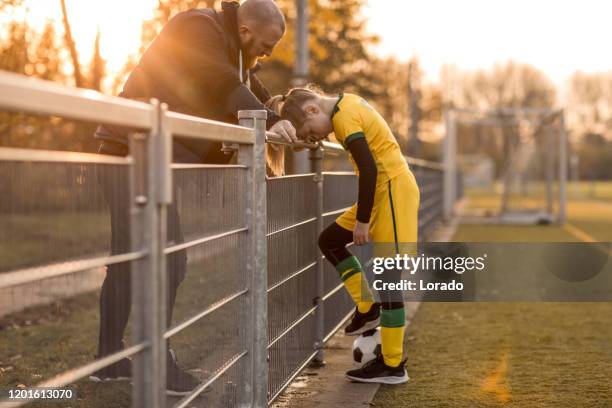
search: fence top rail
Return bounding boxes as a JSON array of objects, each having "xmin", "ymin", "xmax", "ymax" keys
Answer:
[
  {"xmin": 265, "ymin": 132, "xmax": 317, "ymax": 149},
  {"xmin": 167, "ymin": 110, "xmax": 254, "ymax": 144},
  {"xmin": 321, "ymin": 171, "xmax": 355, "ymax": 176},
  {"xmin": 320, "ymin": 140, "xmax": 345, "ymax": 153},
  {"xmin": 0, "ymin": 71, "xmax": 445, "ymax": 169},
  {"xmin": 449, "ymin": 106, "xmax": 562, "ymax": 117},
  {"xmin": 0, "ymin": 71, "xmax": 255, "ymax": 145},
  {"xmin": 405, "ymin": 156, "xmax": 444, "ymax": 171},
  {"xmin": 265, "ymin": 133, "xmax": 348, "ymax": 154},
  {"xmin": 0, "ymin": 70, "xmax": 154, "ymax": 129},
  {"xmin": 265, "ymin": 132, "xmax": 441, "ymax": 170},
  {"xmin": 0, "ymin": 146, "xmax": 131, "ymax": 165}
]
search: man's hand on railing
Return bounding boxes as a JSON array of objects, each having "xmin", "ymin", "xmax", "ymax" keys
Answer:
[{"xmin": 269, "ymin": 120, "xmax": 298, "ymax": 144}]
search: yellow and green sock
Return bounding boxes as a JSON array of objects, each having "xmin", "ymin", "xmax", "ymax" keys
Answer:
[
  {"xmin": 380, "ymin": 307, "xmax": 405, "ymax": 367},
  {"xmin": 336, "ymin": 256, "xmax": 374, "ymax": 314}
]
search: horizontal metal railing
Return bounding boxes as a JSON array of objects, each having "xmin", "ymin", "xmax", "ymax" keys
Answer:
[
  {"xmin": 0, "ymin": 146, "xmax": 132, "ymax": 165},
  {"xmin": 0, "ymin": 70, "xmax": 154, "ymax": 129},
  {"xmin": 0, "ymin": 70, "xmax": 447, "ymax": 408},
  {"xmin": 168, "ymin": 110, "xmax": 254, "ymax": 143},
  {"xmin": 0, "ymin": 252, "xmax": 145, "ymax": 289},
  {"xmin": 163, "ymin": 289, "xmax": 248, "ymax": 340}
]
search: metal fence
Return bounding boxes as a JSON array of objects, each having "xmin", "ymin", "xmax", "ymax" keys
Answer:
[{"xmin": 0, "ymin": 71, "xmax": 445, "ymax": 408}]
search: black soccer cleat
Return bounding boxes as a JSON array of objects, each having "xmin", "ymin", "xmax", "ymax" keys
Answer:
[
  {"xmin": 89, "ymin": 357, "xmax": 132, "ymax": 382},
  {"xmin": 166, "ymin": 349, "xmax": 201, "ymax": 396},
  {"xmin": 344, "ymin": 303, "xmax": 381, "ymax": 336},
  {"xmin": 346, "ymin": 355, "xmax": 409, "ymax": 384}
]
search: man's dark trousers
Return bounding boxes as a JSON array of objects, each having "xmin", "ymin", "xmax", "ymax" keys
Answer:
[{"xmin": 96, "ymin": 141, "xmax": 187, "ymax": 357}]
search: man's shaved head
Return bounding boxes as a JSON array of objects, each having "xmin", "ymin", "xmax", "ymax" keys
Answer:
[
  {"xmin": 237, "ymin": 0, "xmax": 286, "ymax": 67},
  {"xmin": 238, "ymin": 0, "xmax": 286, "ymax": 33}
]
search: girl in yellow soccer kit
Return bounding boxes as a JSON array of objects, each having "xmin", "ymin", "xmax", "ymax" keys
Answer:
[{"xmin": 271, "ymin": 88, "xmax": 420, "ymax": 384}]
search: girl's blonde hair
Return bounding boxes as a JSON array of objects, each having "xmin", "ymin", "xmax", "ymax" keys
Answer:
[
  {"xmin": 264, "ymin": 85, "xmax": 325, "ymax": 176},
  {"xmin": 268, "ymin": 85, "xmax": 324, "ymax": 136},
  {"xmin": 264, "ymin": 96, "xmax": 286, "ymax": 176}
]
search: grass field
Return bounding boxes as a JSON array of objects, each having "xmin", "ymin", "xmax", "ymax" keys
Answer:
[
  {"xmin": 1, "ymin": 181, "xmax": 610, "ymax": 407},
  {"xmin": 455, "ymin": 181, "xmax": 612, "ymax": 242},
  {"xmin": 0, "ymin": 242, "xmax": 244, "ymax": 408},
  {"xmin": 373, "ymin": 182, "xmax": 612, "ymax": 407},
  {"xmin": 0, "ymin": 212, "xmax": 110, "ymax": 272},
  {"xmin": 374, "ymin": 302, "xmax": 612, "ymax": 407}
]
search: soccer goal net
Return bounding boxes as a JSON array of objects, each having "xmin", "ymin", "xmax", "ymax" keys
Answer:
[{"xmin": 443, "ymin": 108, "xmax": 568, "ymax": 224}]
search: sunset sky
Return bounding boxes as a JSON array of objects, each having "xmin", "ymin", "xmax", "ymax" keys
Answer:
[
  {"xmin": 366, "ymin": 0, "xmax": 612, "ymax": 84},
  {"xmin": 8, "ymin": 0, "xmax": 612, "ymax": 87},
  {"xmin": 8, "ymin": 0, "xmax": 157, "ymax": 75}
]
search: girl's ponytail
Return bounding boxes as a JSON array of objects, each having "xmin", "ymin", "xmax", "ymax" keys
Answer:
[{"xmin": 265, "ymin": 95, "xmax": 287, "ymax": 177}]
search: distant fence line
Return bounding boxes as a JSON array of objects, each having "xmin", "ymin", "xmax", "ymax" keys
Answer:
[{"xmin": 0, "ymin": 71, "xmax": 446, "ymax": 407}]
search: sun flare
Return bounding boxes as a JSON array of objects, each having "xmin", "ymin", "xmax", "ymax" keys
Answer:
[{"xmin": 18, "ymin": 0, "xmax": 158, "ymax": 84}]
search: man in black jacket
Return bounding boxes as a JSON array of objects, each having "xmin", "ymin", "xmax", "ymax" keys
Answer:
[
  {"xmin": 92, "ymin": 0, "xmax": 294, "ymax": 396},
  {"xmin": 95, "ymin": 0, "xmax": 295, "ymax": 159}
]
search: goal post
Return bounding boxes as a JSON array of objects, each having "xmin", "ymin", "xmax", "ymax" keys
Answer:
[{"xmin": 443, "ymin": 107, "xmax": 568, "ymax": 225}]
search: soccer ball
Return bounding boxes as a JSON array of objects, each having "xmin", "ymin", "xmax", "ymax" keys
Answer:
[{"xmin": 352, "ymin": 328, "xmax": 382, "ymax": 367}]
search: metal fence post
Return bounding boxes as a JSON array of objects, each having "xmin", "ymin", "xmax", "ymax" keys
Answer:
[
  {"xmin": 443, "ymin": 110, "xmax": 457, "ymax": 221},
  {"xmin": 558, "ymin": 110, "xmax": 567, "ymax": 224},
  {"xmin": 237, "ymin": 110, "xmax": 268, "ymax": 407},
  {"xmin": 129, "ymin": 99, "xmax": 170, "ymax": 408},
  {"xmin": 545, "ymin": 126, "xmax": 555, "ymax": 216},
  {"xmin": 309, "ymin": 147, "xmax": 325, "ymax": 364}
]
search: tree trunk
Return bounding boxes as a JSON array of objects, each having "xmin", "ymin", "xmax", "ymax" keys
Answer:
[{"xmin": 60, "ymin": 0, "xmax": 84, "ymax": 87}]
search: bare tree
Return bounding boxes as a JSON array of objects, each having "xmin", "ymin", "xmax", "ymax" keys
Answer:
[
  {"xmin": 407, "ymin": 57, "xmax": 422, "ymax": 157},
  {"xmin": 567, "ymin": 71, "xmax": 612, "ymax": 139},
  {"xmin": 0, "ymin": 0, "xmax": 23, "ymax": 11},
  {"xmin": 60, "ymin": 0, "xmax": 84, "ymax": 87},
  {"xmin": 88, "ymin": 28, "xmax": 105, "ymax": 91}
]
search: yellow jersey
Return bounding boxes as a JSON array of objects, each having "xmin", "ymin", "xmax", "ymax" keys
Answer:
[{"xmin": 331, "ymin": 93, "xmax": 409, "ymax": 183}]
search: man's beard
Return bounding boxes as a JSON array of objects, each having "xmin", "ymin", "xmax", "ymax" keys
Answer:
[
  {"xmin": 244, "ymin": 54, "xmax": 259, "ymax": 69},
  {"xmin": 242, "ymin": 39, "xmax": 259, "ymax": 69}
]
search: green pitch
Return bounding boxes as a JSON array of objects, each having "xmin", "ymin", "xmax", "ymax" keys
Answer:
[{"xmin": 373, "ymin": 181, "xmax": 612, "ymax": 407}]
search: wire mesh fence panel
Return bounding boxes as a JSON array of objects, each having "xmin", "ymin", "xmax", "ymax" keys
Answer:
[
  {"xmin": 266, "ymin": 174, "xmax": 319, "ymax": 402},
  {"xmin": 266, "ymin": 175, "xmax": 317, "ymax": 287},
  {"xmin": 165, "ymin": 291, "xmax": 249, "ymax": 408},
  {"xmin": 321, "ymin": 151, "xmax": 353, "ymax": 173},
  {"xmin": 320, "ymin": 171, "xmax": 359, "ymax": 326},
  {"xmin": 322, "ymin": 173, "xmax": 358, "ymax": 214},
  {"xmin": 267, "ymin": 227, "xmax": 318, "ymax": 344},
  {"xmin": 322, "ymin": 288, "xmax": 354, "ymax": 340},
  {"xmin": 320, "ymin": 170, "xmax": 360, "ymax": 343},
  {"xmin": 0, "ymin": 155, "xmax": 141, "ymax": 408},
  {"xmin": 267, "ymin": 261, "xmax": 318, "ymax": 345},
  {"xmin": 412, "ymin": 166, "xmax": 445, "ymax": 240},
  {"xmin": 164, "ymin": 168, "xmax": 250, "ymax": 408},
  {"xmin": 1, "ymin": 273, "xmax": 140, "ymax": 408},
  {"xmin": 169, "ymin": 234, "xmax": 248, "ymax": 328},
  {"xmin": 267, "ymin": 219, "xmax": 317, "ymax": 286},
  {"xmin": 267, "ymin": 312, "xmax": 317, "ymax": 402},
  {"xmin": 0, "ymin": 161, "xmax": 117, "ymax": 274},
  {"xmin": 266, "ymin": 175, "xmax": 316, "ymax": 235},
  {"xmin": 173, "ymin": 167, "xmax": 247, "ymax": 243}
]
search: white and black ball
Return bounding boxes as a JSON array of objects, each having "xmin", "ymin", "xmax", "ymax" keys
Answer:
[{"xmin": 352, "ymin": 328, "xmax": 382, "ymax": 367}]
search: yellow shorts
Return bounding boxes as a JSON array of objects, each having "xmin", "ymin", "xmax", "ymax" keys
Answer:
[{"xmin": 336, "ymin": 169, "xmax": 420, "ymax": 255}]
